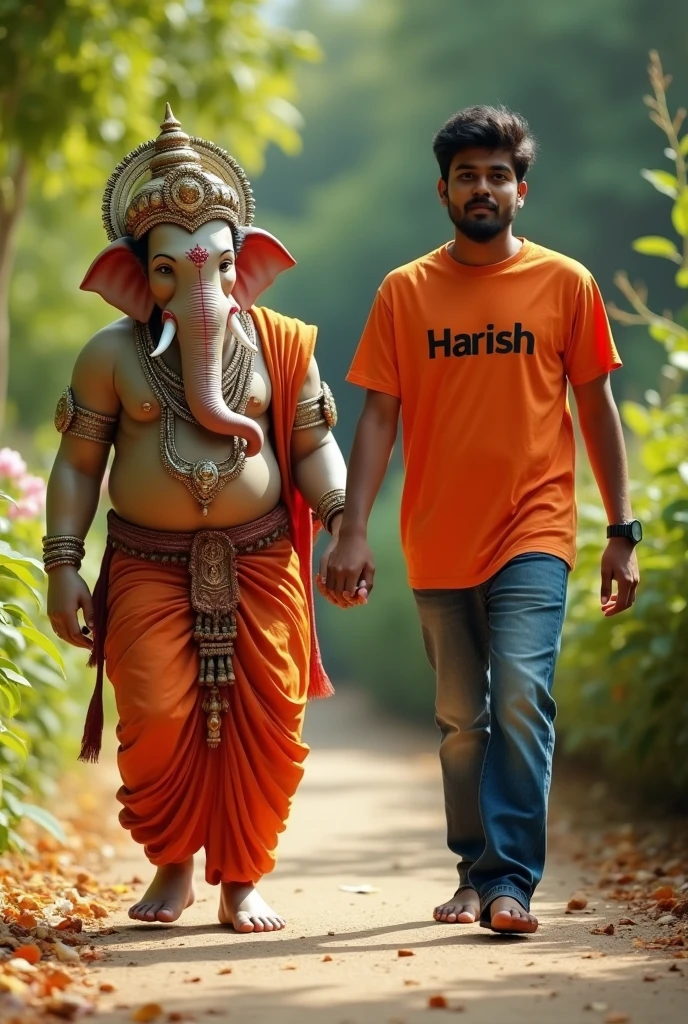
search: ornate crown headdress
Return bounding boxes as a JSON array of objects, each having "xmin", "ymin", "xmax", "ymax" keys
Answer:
[{"xmin": 102, "ymin": 104, "xmax": 255, "ymax": 241}]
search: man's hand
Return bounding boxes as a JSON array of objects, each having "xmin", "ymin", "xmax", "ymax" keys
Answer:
[
  {"xmin": 317, "ymin": 520, "xmax": 375, "ymax": 609},
  {"xmin": 600, "ymin": 538, "xmax": 639, "ymax": 617},
  {"xmin": 47, "ymin": 566, "xmax": 94, "ymax": 649}
]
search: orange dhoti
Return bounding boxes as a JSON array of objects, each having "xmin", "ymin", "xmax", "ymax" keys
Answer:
[{"xmin": 99, "ymin": 508, "xmax": 310, "ymax": 885}]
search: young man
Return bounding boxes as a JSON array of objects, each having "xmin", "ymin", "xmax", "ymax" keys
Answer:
[{"xmin": 320, "ymin": 105, "xmax": 641, "ymax": 934}]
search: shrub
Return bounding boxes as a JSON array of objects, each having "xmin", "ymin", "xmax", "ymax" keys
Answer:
[{"xmin": 557, "ymin": 52, "xmax": 688, "ymax": 805}]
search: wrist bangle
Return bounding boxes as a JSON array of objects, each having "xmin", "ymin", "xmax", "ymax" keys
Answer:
[
  {"xmin": 42, "ymin": 535, "xmax": 85, "ymax": 572},
  {"xmin": 316, "ymin": 489, "xmax": 346, "ymax": 534}
]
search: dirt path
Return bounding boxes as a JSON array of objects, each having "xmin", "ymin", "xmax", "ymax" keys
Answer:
[{"xmin": 85, "ymin": 689, "xmax": 687, "ymax": 1024}]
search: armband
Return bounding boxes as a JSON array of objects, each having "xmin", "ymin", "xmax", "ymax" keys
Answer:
[
  {"xmin": 54, "ymin": 387, "xmax": 118, "ymax": 445},
  {"xmin": 293, "ymin": 381, "xmax": 338, "ymax": 432}
]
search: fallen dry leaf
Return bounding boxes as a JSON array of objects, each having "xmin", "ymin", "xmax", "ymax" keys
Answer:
[
  {"xmin": 652, "ymin": 886, "xmax": 674, "ymax": 901},
  {"xmin": 11, "ymin": 943, "xmax": 41, "ymax": 964},
  {"xmin": 282, "ymin": 964, "xmax": 298, "ymax": 971},
  {"xmin": 404, "ymin": 979, "xmax": 420, "ymax": 986},
  {"xmin": 397, "ymin": 949, "xmax": 415, "ymax": 957},
  {"xmin": 54, "ymin": 940, "xmax": 80, "ymax": 963},
  {"xmin": 428, "ymin": 994, "xmax": 448, "ymax": 1009},
  {"xmin": 131, "ymin": 1004, "xmax": 165, "ymax": 1022},
  {"xmin": 100, "ymin": 981, "xmax": 117, "ymax": 992},
  {"xmin": 322, "ymin": 955, "xmax": 333, "ymax": 962},
  {"xmin": 44, "ymin": 994, "xmax": 95, "ymax": 1020},
  {"xmin": 642, "ymin": 974, "xmax": 657, "ymax": 982},
  {"xmin": 16, "ymin": 911, "xmax": 38, "ymax": 929},
  {"xmin": 568, "ymin": 893, "xmax": 589, "ymax": 911},
  {"xmin": 217, "ymin": 967, "xmax": 233, "ymax": 975},
  {"xmin": 604, "ymin": 1014, "xmax": 630, "ymax": 1023},
  {"xmin": 591, "ymin": 923, "xmax": 615, "ymax": 935},
  {"xmin": 618, "ymin": 918, "xmax": 636, "ymax": 926},
  {"xmin": 184, "ymin": 977, "xmax": 201, "ymax": 984}
]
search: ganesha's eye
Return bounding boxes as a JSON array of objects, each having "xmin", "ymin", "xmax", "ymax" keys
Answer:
[
  {"xmin": 155, "ymin": 265, "xmax": 173, "ymax": 276},
  {"xmin": 219, "ymin": 260, "xmax": 233, "ymax": 273}
]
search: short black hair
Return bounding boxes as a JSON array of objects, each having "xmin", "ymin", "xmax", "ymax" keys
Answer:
[{"xmin": 433, "ymin": 105, "xmax": 537, "ymax": 183}]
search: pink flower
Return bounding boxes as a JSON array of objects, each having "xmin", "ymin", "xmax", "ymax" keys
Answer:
[
  {"xmin": 7, "ymin": 496, "xmax": 41, "ymax": 521},
  {"xmin": 0, "ymin": 447, "xmax": 27, "ymax": 481},
  {"xmin": 18, "ymin": 473, "xmax": 47, "ymax": 500}
]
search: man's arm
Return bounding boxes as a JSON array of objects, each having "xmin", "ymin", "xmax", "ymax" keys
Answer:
[
  {"xmin": 46, "ymin": 327, "xmax": 121, "ymax": 648},
  {"xmin": 323, "ymin": 388, "xmax": 400, "ymax": 600},
  {"xmin": 572, "ymin": 372, "xmax": 639, "ymax": 616}
]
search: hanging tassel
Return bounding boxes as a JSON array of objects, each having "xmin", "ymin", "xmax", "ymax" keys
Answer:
[{"xmin": 79, "ymin": 542, "xmax": 115, "ymax": 763}]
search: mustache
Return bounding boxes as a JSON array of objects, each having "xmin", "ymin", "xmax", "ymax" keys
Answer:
[{"xmin": 465, "ymin": 199, "xmax": 499, "ymax": 212}]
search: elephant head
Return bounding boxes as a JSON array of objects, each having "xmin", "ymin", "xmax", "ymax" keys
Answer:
[{"xmin": 78, "ymin": 105, "xmax": 295, "ymax": 457}]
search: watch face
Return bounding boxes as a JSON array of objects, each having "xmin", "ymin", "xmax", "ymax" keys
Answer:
[{"xmin": 631, "ymin": 520, "xmax": 643, "ymax": 543}]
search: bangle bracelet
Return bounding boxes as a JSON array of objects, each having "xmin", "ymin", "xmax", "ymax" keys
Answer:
[{"xmin": 316, "ymin": 488, "xmax": 346, "ymax": 534}]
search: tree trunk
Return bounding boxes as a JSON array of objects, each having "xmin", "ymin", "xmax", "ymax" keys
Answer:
[{"xmin": 0, "ymin": 153, "xmax": 30, "ymax": 437}]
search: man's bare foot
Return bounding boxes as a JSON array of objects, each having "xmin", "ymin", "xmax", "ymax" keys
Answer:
[
  {"xmin": 433, "ymin": 886, "xmax": 480, "ymax": 924},
  {"xmin": 480, "ymin": 895, "xmax": 538, "ymax": 934},
  {"xmin": 128, "ymin": 858, "xmax": 195, "ymax": 923},
  {"xmin": 218, "ymin": 882, "xmax": 286, "ymax": 933}
]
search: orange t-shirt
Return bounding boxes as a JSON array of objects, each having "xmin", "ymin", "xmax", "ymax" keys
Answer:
[{"xmin": 347, "ymin": 239, "xmax": 622, "ymax": 589}]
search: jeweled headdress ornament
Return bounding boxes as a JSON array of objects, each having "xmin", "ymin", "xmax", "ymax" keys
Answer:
[{"xmin": 102, "ymin": 104, "xmax": 255, "ymax": 241}]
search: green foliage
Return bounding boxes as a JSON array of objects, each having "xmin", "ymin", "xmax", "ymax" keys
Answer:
[
  {"xmin": 557, "ymin": 54, "xmax": 688, "ymax": 806},
  {"xmin": 0, "ymin": 0, "xmax": 321, "ymax": 184},
  {"xmin": 0, "ymin": 458, "xmax": 80, "ymax": 852}
]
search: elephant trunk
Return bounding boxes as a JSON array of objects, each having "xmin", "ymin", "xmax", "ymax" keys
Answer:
[{"xmin": 173, "ymin": 283, "xmax": 263, "ymax": 457}]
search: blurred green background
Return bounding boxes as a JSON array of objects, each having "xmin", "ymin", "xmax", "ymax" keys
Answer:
[{"xmin": 1, "ymin": 0, "xmax": 687, "ymax": 845}]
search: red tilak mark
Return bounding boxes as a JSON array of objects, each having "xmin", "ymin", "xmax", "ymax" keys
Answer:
[{"xmin": 186, "ymin": 245, "xmax": 210, "ymax": 267}]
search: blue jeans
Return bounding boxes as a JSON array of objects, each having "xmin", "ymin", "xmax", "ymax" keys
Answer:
[{"xmin": 413, "ymin": 552, "xmax": 569, "ymax": 914}]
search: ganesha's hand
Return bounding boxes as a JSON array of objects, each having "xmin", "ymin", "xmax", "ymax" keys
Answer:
[
  {"xmin": 318, "ymin": 528, "xmax": 374, "ymax": 609},
  {"xmin": 47, "ymin": 566, "xmax": 94, "ymax": 650}
]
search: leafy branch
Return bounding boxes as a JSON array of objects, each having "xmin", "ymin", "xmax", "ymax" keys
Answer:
[{"xmin": 608, "ymin": 51, "xmax": 688, "ymax": 343}]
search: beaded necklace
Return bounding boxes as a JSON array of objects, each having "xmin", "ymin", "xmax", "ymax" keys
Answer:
[{"xmin": 134, "ymin": 313, "xmax": 256, "ymax": 514}]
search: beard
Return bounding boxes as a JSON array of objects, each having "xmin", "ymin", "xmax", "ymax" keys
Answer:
[{"xmin": 447, "ymin": 198, "xmax": 515, "ymax": 243}]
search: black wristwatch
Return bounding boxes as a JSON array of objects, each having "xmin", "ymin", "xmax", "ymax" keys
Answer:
[{"xmin": 607, "ymin": 520, "xmax": 643, "ymax": 546}]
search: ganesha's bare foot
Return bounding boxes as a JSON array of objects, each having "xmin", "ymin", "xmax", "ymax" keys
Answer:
[
  {"xmin": 481, "ymin": 896, "xmax": 538, "ymax": 934},
  {"xmin": 128, "ymin": 858, "xmax": 195, "ymax": 923},
  {"xmin": 434, "ymin": 886, "xmax": 480, "ymax": 924},
  {"xmin": 219, "ymin": 882, "xmax": 285, "ymax": 933}
]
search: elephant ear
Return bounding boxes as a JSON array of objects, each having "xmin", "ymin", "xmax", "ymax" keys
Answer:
[
  {"xmin": 80, "ymin": 237, "xmax": 155, "ymax": 323},
  {"xmin": 234, "ymin": 227, "xmax": 296, "ymax": 310}
]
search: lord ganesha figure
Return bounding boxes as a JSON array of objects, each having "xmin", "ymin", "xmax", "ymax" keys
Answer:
[{"xmin": 44, "ymin": 106, "xmax": 350, "ymax": 932}]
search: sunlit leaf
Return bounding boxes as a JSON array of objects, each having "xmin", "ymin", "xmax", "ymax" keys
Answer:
[
  {"xmin": 0, "ymin": 723, "xmax": 28, "ymax": 760},
  {"xmin": 0, "ymin": 564, "xmax": 42, "ymax": 606},
  {"xmin": 0, "ymin": 678, "xmax": 22, "ymax": 716},
  {"xmin": 672, "ymin": 189, "xmax": 688, "ymax": 237},
  {"xmin": 17, "ymin": 627, "xmax": 65, "ymax": 674},
  {"xmin": 676, "ymin": 266, "xmax": 688, "ymax": 288},
  {"xmin": 668, "ymin": 350, "xmax": 688, "ymax": 371},
  {"xmin": 632, "ymin": 235, "xmax": 680, "ymax": 260},
  {"xmin": 19, "ymin": 803, "xmax": 67, "ymax": 843},
  {"xmin": 621, "ymin": 400, "xmax": 651, "ymax": 436},
  {"xmin": 641, "ymin": 168, "xmax": 679, "ymax": 198}
]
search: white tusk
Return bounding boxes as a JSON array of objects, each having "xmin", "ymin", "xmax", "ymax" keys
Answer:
[
  {"xmin": 150, "ymin": 317, "xmax": 177, "ymax": 357},
  {"xmin": 229, "ymin": 311, "xmax": 258, "ymax": 353}
]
